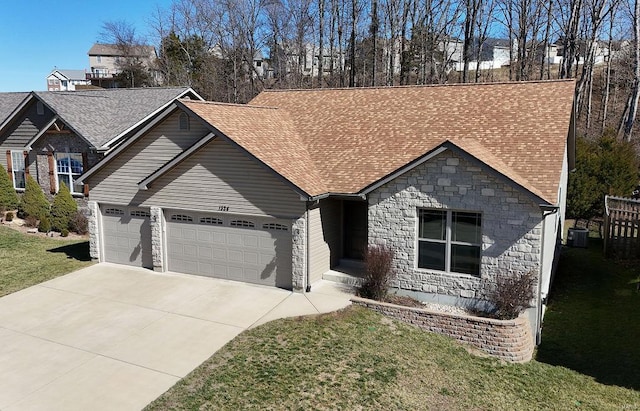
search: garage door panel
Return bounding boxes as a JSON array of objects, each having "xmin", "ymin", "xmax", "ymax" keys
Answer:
[
  {"xmin": 102, "ymin": 206, "xmax": 153, "ymax": 269},
  {"xmin": 166, "ymin": 211, "xmax": 292, "ymax": 288}
]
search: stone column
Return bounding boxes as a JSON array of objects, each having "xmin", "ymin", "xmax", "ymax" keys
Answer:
[
  {"xmin": 291, "ymin": 216, "xmax": 307, "ymax": 292},
  {"xmin": 150, "ymin": 206, "xmax": 164, "ymax": 272},
  {"xmin": 87, "ymin": 201, "xmax": 100, "ymax": 262}
]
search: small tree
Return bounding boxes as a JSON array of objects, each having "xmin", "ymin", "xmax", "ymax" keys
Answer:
[
  {"xmin": 488, "ymin": 271, "xmax": 536, "ymax": 320},
  {"xmin": 19, "ymin": 175, "xmax": 49, "ymax": 219},
  {"xmin": 38, "ymin": 214, "xmax": 51, "ymax": 233},
  {"xmin": 50, "ymin": 182, "xmax": 77, "ymax": 232},
  {"xmin": 0, "ymin": 164, "xmax": 19, "ymax": 211}
]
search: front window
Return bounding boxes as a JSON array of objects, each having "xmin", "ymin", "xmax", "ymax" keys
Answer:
[
  {"xmin": 11, "ymin": 151, "xmax": 25, "ymax": 189},
  {"xmin": 55, "ymin": 152, "xmax": 83, "ymax": 193},
  {"xmin": 418, "ymin": 209, "xmax": 481, "ymax": 276}
]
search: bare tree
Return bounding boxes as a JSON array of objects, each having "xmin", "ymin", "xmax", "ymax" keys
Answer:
[{"xmin": 619, "ymin": 0, "xmax": 640, "ymax": 141}]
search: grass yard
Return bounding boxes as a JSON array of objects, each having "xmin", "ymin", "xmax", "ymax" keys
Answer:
[
  {"xmin": 0, "ymin": 225, "xmax": 93, "ymax": 297},
  {"xmin": 537, "ymin": 237, "xmax": 640, "ymax": 390},
  {"xmin": 147, "ymin": 240, "xmax": 640, "ymax": 411}
]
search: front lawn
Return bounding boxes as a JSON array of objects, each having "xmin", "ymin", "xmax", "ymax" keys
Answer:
[
  {"xmin": 147, "ymin": 307, "xmax": 640, "ymax": 410},
  {"xmin": 0, "ymin": 225, "xmax": 93, "ymax": 297}
]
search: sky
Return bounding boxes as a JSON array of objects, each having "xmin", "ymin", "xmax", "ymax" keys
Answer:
[{"xmin": 0, "ymin": 0, "xmax": 172, "ymax": 92}]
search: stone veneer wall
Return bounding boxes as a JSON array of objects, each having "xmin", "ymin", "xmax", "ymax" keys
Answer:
[
  {"xmin": 87, "ymin": 200, "xmax": 100, "ymax": 261},
  {"xmin": 368, "ymin": 150, "xmax": 544, "ymax": 300},
  {"xmin": 352, "ymin": 296, "xmax": 534, "ymax": 362},
  {"xmin": 291, "ymin": 216, "xmax": 307, "ymax": 291},
  {"xmin": 150, "ymin": 207, "xmax": 164, "ymax": 272}
]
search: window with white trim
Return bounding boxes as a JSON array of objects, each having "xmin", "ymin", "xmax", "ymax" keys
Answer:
[
  {"xmin": 171, "ymin": 214, "xmax": 193, "ymax": 222},
  {"xmin": 55, "ymin": 152, "xmax": 83, "ymax": 194},
  {"xmin": 11, "ymin": 151, "xmax": 25, "ymax": 189},
  {"xmin": 200, "ymin": 217, "xmax": 223, "ymax": 225},
  {"xmin": 263, "ymin": 223, "xmax": 288, "ymax": 231},
  {"xmin": 179, "ymin": 113, "xmax": 190, "ymax": 130},
  {"xmin": 417, "ymin": 209, "xmax": 481, "ymax": 276},
  {"xmin": 230, "ymin": 220, "xmax": 254, "ymax": 228}
]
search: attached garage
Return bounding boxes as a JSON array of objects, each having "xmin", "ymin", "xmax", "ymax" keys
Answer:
[
  {"xmin": 165, "ymin": 210, "xmax": 293, "ymax": 289},
  {"xmin": 100, "ymin": 205, "xmax": 153, "ymax": 268}
]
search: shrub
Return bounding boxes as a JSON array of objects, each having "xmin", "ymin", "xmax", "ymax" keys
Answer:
[
  {"xmin": 488, "ymin": 271, "xmax": 536, "ymax": 320},
  {"xmin": 38, "ymin": 215, "xmax": 51, "ymax": 233},
  {"xmin": 50, "ymin": 182, "xmax": 77, "ymax": 231},
  {"xmin": 0, "ymin": 164, "xmax": 19, "ymax": 210},
  {"xmin": 4, "ymin": 211, "xmax": 13, "ymax": 221},
  {"xmin": 60, "ymin": 228, "xmax": 69, "ymax": 237},
  {"xmin": 24, "ymin": 215, "xmax": 38, "ymax": 228},
  {"xmin": 19, "ymin": 175, "xmax": 50, "ymax": 220},
  {"xmin": 358, "ymin": 245, "xmax": 395, "ymax": 301},
  {"xmin": 69, "ymin": 211, "xmax": 89, "ymax": 235}
]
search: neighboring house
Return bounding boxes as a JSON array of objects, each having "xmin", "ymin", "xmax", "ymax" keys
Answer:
[
  {"xmin": 79, "ymin": 80, "xmax": 575, "ymax": 345},
  {"xmin": 87, "ymin": 43, "xmax": 161, "ymax": 87},
  {"xmin": 0, "ymin": 87, "xmax": 201, "ymax": 203},
  {"xmin": 46, "ymin": 69, "xmax": 91, "ymax": 91}
]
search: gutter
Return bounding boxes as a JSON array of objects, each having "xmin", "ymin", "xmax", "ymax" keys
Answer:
[
  {"xmin": 305, "ymin": 207, "xmax": 311, "ymax": 292},
  {"xmin": 535, "ymin": 203, "xmax": 559, "ymax": 345}
]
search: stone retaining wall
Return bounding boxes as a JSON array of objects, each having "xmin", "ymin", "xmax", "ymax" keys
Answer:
[{"xmin": 352, "ymin": 296, "xmax": 534, "ymax": 362}]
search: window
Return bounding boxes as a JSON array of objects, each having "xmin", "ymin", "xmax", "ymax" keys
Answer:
[
  {"xmin": 55, "ymin": 152, "xmax": 83, "ymax": 194},
  {"xmin": 171, "ymin": 214, "xmax": 193, "ymax": 222},
  {"xmin": 230, "ymin": 220, "xmax": 254, "ymax": 228},
  {"xmin": 200, "ymin": 217, "xmax": 223, "ymax": 225},
  {"xmin": 130, "ymin": 210, "xmax": 150, "ymax": 217},
  {"xmin": 96, "ymin": 55, "xmax": 102, "ymax": 63},
  {"xmin": 417, "ymin": 209, "xmax": 481, "ymax": 276},
  {"xmin": 263, "ymin": 223, "xmax": 288, "ymax": 231},
  {"xmin": 105, "ymin": 208, "xmax": 124, "ymax": 216},
  {"xmin": 179, "ymin": 113, "xmax": 190, "ymax": 131},
  {"xmin": 36, "ymin": 101, "xmax": 44, "ymax": 115},
  {"xmin": 11, "ymin": 151, "xmax": 25, "ymax": 189}
]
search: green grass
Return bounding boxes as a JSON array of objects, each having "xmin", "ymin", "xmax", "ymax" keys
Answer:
[
  {"xmin": 0, "ymin": 225, "xmax": 93, "ymax": 297},
  {"xmin": 147, "ymin": 243, "xmax": 640, "ymax": 411},
  {"xmin": 537, "ymin": 238, "xmax": 640, "ymax": 390}
]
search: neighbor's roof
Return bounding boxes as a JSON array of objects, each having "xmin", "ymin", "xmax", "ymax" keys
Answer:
[
  {"xmin": 246, "ymin": 80, "xmax": 575, "ymax": 204},
  {"xmin": 48, "ymin": 69, "xmax": 87, "ymax": 81},
  {"xmin": 0, "ymin": 92, "xmax": 29, "ymax": 125},
  {"xmin": 33, "ymin": 87, "xmax": 197, "ymax": 148},
  {"xmin": 88, "ymin": 43, "xmax": 156, "ymax": 57}
]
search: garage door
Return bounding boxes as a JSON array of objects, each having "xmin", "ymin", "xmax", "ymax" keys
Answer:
[
  {"xmin": 101, "ymin": 205, "xmax": 153, "ymax": 268},
  {"xmin": 165, "ymin": 211, "xmax": 292, "ymax": 289}
]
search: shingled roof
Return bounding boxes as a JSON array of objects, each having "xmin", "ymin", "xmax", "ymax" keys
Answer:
[
  {"xmin": 33, "ymin": 87, "xmax": 197, "ymax": 148},
  {"xmin": 249, "ymin": 80, "xmax": 575, "ymax": 204},
  {"xmin": 0, "ymin": 92, "xmax": 28, "ymax": 126}
]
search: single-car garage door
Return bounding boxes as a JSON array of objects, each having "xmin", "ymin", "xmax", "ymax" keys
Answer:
[
  {"xmin": 165, "ymin": 210, "xmax": 292, "ymax": 289},
  {"xmin": 101, "ymin": 205, "xmax": 153, "ymax": 268}
]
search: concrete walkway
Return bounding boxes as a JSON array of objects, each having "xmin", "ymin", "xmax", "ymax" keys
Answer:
[{"xmin": 0, "ymin": 263, "xmax": 353, "ymax": 410}]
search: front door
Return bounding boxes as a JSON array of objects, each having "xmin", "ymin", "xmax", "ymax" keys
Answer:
[{"xmin": 343, "ymin": 201, "xmax": 368, "ymax": 259}]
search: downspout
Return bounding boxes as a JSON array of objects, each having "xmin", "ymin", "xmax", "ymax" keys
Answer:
[
  {"xmin": 305, "ymin": 206, "xmax": 311, "ymax": 292},
  {"xmin": 536, "ymin": 204, "xmax": 560, "ymax": 345}
]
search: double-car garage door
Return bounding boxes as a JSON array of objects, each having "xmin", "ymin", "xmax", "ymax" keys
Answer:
[{"xmin": 100, "ymin": 205, "xmax": 292, "ymax": 289}]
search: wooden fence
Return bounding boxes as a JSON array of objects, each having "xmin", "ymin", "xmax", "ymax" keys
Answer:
[{"xmin": 604, "ymin": 196, "xmax": 640, "ymax": 259}]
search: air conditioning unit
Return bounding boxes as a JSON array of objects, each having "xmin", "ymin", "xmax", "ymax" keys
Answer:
[{"xmin": 567, "ymin": 227, "xmax": 589, "ymax": 248}]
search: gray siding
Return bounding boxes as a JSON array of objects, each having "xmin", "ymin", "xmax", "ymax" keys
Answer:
[
  {"xmin": 88, "ymin": 112, "xmax": 208, "ymax": 204},
  {"xmin": 0, "ymin": 102, "xmax": 54, "ymax": 148},
  {"xmin": 139, "ymin": 138, "xmax": 305, "ymax": 218},
  {"xmin": 308, "ymin": 198, "xmax": 342, "ymax": 283}
]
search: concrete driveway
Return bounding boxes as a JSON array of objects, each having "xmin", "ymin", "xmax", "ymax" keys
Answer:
[{"xmin": 0, "ymin": 263, "xmax": 353, "ymax": 410}]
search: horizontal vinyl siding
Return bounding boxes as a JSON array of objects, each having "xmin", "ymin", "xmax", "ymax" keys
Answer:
[
  {"xmin": 1, "ymin": 103, "xmax": 54, "ymax": 148},
  {"xmin": 308, "ymin": 206, "xmax": 329, "ymax": 284},
  {"xmin": 89, "ymin": 112, "xmax": 208, "ymax": 204},
  {"xmin": 308, "ymin": 199, "xmax": 342, "ymax": 284},
  {"xmin": 140, "ymin": 138, "xmax": 305, "ymax": 218}
]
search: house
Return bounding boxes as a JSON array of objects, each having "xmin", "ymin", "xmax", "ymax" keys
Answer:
[
  {"xmin": 0, "ymin": 87, "xmax": 201, "ymax": 202},
  {"xmin": 87, "ymin": 43, "xmax": 161, "ymax": 87},
  {"xmin": 79, "ymin": 80, "xmax": 575, "ymax": 344},
  {"xmin": 46, "ymin": 69, "xmax": 91, "ymax": 91}
]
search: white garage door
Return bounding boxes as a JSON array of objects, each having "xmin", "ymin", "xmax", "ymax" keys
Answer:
[
  {"xmin": 101, "ymin": 205, "xmax": 153, "ymax": 269},
  {"xmin": 165, "ymin": 211, "xmax": 292, "ymax": 289}
]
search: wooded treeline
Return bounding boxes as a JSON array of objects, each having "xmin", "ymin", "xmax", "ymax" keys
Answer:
[{"xmin": 109, "ymin": 0, "xmax": 640, "ymax": 141}]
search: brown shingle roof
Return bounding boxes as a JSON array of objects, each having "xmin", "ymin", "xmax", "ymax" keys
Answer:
[
  {"xmin": 250, "ymin": 80, "xmax": 575, "ymax": 203},
  {"xmin": 184, "ymin": 81, "xmax": 575, "ymax": 203},
  {"xmin": 180, "ymin": 101, "xmax": 327, "ymax": 196}
]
